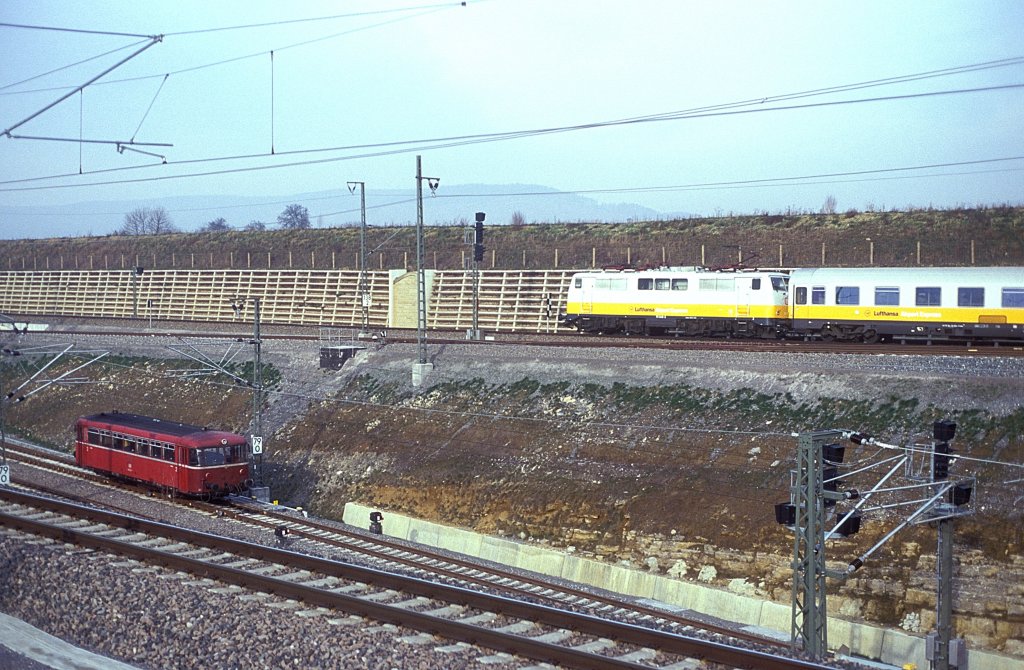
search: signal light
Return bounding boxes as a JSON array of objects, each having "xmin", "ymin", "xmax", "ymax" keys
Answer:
[
  {"xmin": 834, "ymin": 513, "xmax": 862, "ymax": 537},
  {"xmin": 933, "ymin": 442, "xmax": 950, "ymax": 480},
  {"xmin": 775, "ymin": 502, "xmax": 796, "ymax": 525},
  {"xmin": 949, "ymin": 483, "xmax": 972, "ymax": 506}
]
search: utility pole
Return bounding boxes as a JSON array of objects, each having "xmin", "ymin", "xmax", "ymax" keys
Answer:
[
  {"xmin": 131, "ymin": 266, "xmax": 144, "ymax": 318},
  {"xmin": 412, "ymin": 155, "xmax": 438, "ymax": 386},
  {"xmin": 789, "ymin": 429, "xmax": 841, "ymax": 658},
  {"xmin": 471, "ymin": 211, "xmax": 485, "ymax": 340},
  {"xmin": 347, "ymin": 181, "xmax": 369, "ymax": 337},
  {"xmin": 249, "ymin": 298, "xmax": 266, "ymax": 498}
]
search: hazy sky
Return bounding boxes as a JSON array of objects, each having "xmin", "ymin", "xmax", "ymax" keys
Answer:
[{"xmin": 1, "ymin": 0, "xmax": 1022, "ymax": 226}]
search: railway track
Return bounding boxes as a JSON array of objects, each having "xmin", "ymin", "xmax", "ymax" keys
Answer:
[
  {"xmin": 0, "ymin": 487, "xmax": 845, "ymax": 670},
  {"xmin": 10, "ymin": 320, "xmax": 1024, "ymax": 357},
  {"xmin": 5, "ymin": 440, "xmax": 785, "ymax": 650}
]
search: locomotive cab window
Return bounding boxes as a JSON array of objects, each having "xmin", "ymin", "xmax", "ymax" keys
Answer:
[
  {"xmin": 1003, "ymin": 288, "xmax": 1024, "ymax": 308},
  {"xmin": 751, "ymin": 278, "xmax": 761, "ymax": 290},
  {"xmin": 772, "ymin": 277, "xmax": 787, "ymax": 292},
  {"xmin": 672, "ymin": 278, "xmax": 688, "ymax": 291},
  {"xmin": 958, "ymin": 288, "xmax": 984, "ymax": 307},
  {"xmin": 874, "ymin": 287, "xmax": 900, "ymax": 306},
  {"xmin": 916, "ymin": 287, "xmax": 941, "ymax": 306},
  {"xmin": 574, "ymin": 277, "xmax": 582, "ymax": 288},
  {"xmin": 836, "ymin": 287, "xmax": 860, "ymax": 305}
]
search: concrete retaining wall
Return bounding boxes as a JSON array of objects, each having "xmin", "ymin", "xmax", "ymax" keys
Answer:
[{"xmin": 343, "ymin": 502, "xmax": 1021, "ymax": 670}]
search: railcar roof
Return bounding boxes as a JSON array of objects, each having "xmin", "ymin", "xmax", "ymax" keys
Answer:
[
  {"xmin": 789, "ymin": 267, "xmax": 1024, "ymax": 284},
  {"xmin": 78, "ymin": 412, "xmax": 221, "ymax": 438}
]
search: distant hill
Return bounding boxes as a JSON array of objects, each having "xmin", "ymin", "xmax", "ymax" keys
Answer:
[{"xmin": 0, "ymin": 184, "xmax": 664, "ymax": 240}]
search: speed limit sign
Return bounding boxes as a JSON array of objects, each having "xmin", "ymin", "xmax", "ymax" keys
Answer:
[
  {"xmin": 0, "ymin": 464, "xmax": 10, "ymax": 486},
  {"xmin": 251, "ymin": 436, "xmax": 263, "ymax": 455}
]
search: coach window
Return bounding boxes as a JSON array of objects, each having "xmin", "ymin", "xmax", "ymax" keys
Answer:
[
  {"xmin": 811, "ymin": 287, "xmax": 825, "ymax": 305},
  {"xmin": 655, "ymin": 278, "xmax": 670, "ymax": 290},
  {"xmin": 87, "ymin": 429, "xmax": 101, "ymax": 445},
  {"xmin": 672, "ymin": 278, "xmax": 688, "ymax": 290},
  {"xmin": 958, "ymin": 288, "xmax": 984, "ymax": 307},
  {"xmin": 138, "ymin": 440, "xmax": 150, "ymax": 458},
  {"xmin": 836, "ymin": 287, "xmax": 860, "ymax": 305},
  {"xmin": 875, "ymin": 287, "xmax": 900, "ymax": 306},
  {"xmin": 99, "ymin": 430, "xmax": 112, "ymax": 448},
  {"xmin": 795, "ymin": 287, "xmax": 807, "ymax": 305},
  {"xmin": 916, "ymin": 287, "xmax": 941, "ymax": 306},
  {"xmin": 1003, "ymin": 288, "xmax": 1024, "ymax": 307},
  {"xmin": 637, "ymin": 278, "xmax": 653, "ymax": 290},
  {"xmin": 163, "ymin": 444, "xmax": 176, "ymax": 462}
]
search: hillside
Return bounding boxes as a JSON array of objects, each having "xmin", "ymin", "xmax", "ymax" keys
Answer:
[
  {"xmin": 2, "ymin": 327, "xmax": 1023, "ymax": 655},
  {"xmin": 1, "ymin": 206, "xmax": 1023, "ymax": 272}
]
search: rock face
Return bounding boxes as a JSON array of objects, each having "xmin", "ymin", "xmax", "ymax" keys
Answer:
[{"xmin": 5, "ymin": 329, "xmax": 1024, "ymax": 654}]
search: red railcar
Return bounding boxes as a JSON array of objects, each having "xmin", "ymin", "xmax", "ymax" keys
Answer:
[{"xmin": 75, "ymin": 412, "xmax": 250, "ymax": 497}]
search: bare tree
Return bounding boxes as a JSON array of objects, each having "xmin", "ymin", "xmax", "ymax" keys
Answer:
[
  {"xmin": 510, "ymin": 210, "xmax": 526, "ymax": 226},
  {"xmin": 820, "ymin": 195, "xmax": 838, "ymax": 215},
  {"xmin": 118, "ymin": 207, "xmax": 178, "ymax": 235},
  {"xmin": 245, "ymin": 220, "xmax": 267, "ymax": 231},
  {"xmin": 202, "ymin": 217, "xmax": 230, "ymax": 232},
  {"xmin": 277, "ymin": 204, "xmax": 310, "ymax": 229}
]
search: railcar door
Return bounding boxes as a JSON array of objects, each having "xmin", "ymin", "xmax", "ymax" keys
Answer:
[
  {"xmin": 736, "ymin": 277, "xmax": 755, "ymax": 317},
  {"xmin": 580, "ymin": 276, "xmax": 593, "ymax": 314}
]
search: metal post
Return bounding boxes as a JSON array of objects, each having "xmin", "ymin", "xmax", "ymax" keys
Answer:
[
  {"xmin": 416, "ymin": 156, "xmax": 427, "ymax": 365},
  {"xmin": 131, "ymin": 269, "xmax": 139, "ymax": 318},
  {"xmin": 934, "ymin": 517, "xmax": 953, "ymax": 670},
  {"xmin": 251, "ymin": 298, "xmax": 263, "ymax": 488},
  {"xmin": 348, "ymin": 181, "xmax": 369, "ymax": 336},
  {"xmin": 790, "ymin": 430, "xmax": 840, "ymax": 659}
]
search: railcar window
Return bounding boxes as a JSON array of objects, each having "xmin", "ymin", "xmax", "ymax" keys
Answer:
[
  {"xmin": 836, "ymin": 287, "xmax": 860, "ymax": 305},
  {"xmin": 164, "ymin": 445, "xmax": 176, "ymax": 462},
  {"xmin": 874, "ymin": 287, "xmax": 900, "ymax": 306},
  {"xmin": 811, "ymin": 287, "xmax": 825, "ymax": 305},
  {"xmin": 915, "ymin": 287, "xmax": 941, "ymax": 306},
  {"xmin": 1003, "ymin": 288, "xmax": 1024, "ymax": 308},
  {"xmin": 772, "ymin": 277, "xmax": 787, "ymax": 292},
  {"xmin": 672, "ymin": 278, "xmax": 688, "ymax": 290},
  {"xmin": 795, "ymin": 287, "xmax": 807, "ymax": 305},
  {"xmin": 958, "ymin": 288, "xmax": 984, "ymax": 307},
  {"xmin": 655, "ymin": 278, "xmax": 670, "ymax": 290},
  {"xmin": 595, "ymin": 278, "xmax": 627, "ymax": 291},
  {"xmin": 100, "ymin": 430, "xmax": 112, "ymax": 448},
  {"xmin": 637, "ymin": 278, "xmax": 653, "ymax": 290},
  {"xmin": 87, "ymin": 428, "xmax": 101, "ymax": 445},
  {"xmin": 191, "ymin": 445, "xmax": 243, "ymax": 467},
  {"xmin": 699, "ymin": 278, "xmax": 735, "ymax": 291}
]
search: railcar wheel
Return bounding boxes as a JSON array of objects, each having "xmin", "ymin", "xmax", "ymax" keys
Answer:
[{"xmin": 862, "ymin": 330, "xmax": 880, "ymax": 344}]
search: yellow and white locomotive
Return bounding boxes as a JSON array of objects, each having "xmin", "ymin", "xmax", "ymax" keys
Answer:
[{"xmin": 562, "ymin": 267, "xmax": 790, "ymax": 337}]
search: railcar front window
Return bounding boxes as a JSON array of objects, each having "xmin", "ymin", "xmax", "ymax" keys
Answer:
[
  {"xmin": 836, "ymin": 287, "xmax": 860, "ymax": 305},
  {"xmin": 875, "ymin": 287, "xmax": 900, "ymax": 306},
  {"xmin": 1003, "ymin": 288, "xmax": 1024, "ymax": 308},
  {"xmin": 916, "ymin": 287, "xmax": 941, "ymax": 306},
  {"xmin": 192, "ymin": 445, "xmax": 244, "ymax": 467},
  {"xmin": 958, "ymin": 288, "xmax": 984, "ymax": 307}
]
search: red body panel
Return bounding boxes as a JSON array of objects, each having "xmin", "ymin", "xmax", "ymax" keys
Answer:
[{"xmin": 74, "ymin": 413, "xmax": 249, "ymax": 497}]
